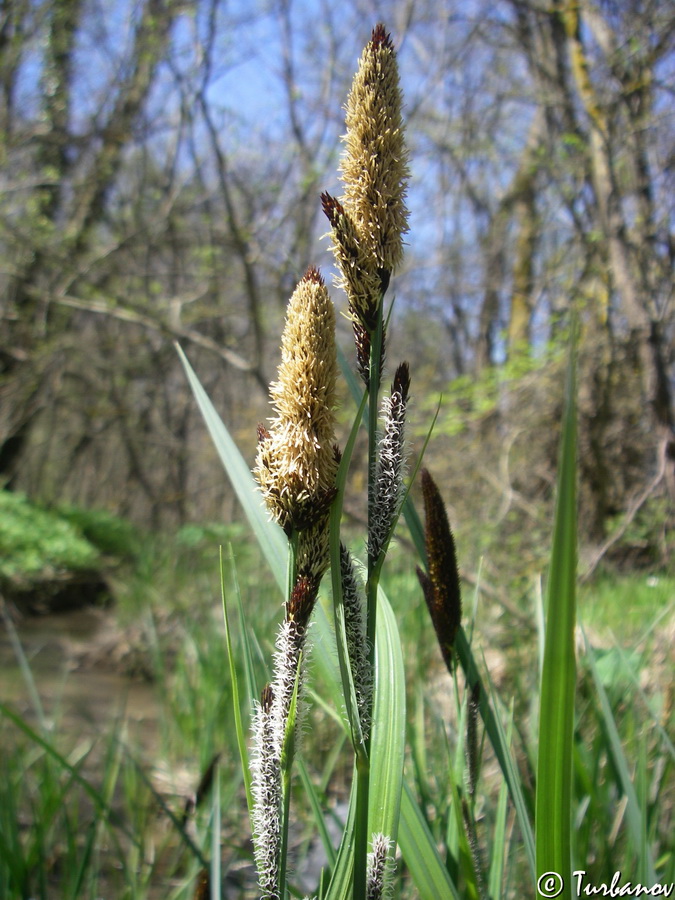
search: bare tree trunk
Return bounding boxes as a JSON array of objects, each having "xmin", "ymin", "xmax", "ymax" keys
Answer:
[
  {"xmin": 476, "ymin": 109, "xmax": 546, "ymax": 368},
  {"xmin": 558, "ymin": 0, "xmax": 675, "ymax": 496}
]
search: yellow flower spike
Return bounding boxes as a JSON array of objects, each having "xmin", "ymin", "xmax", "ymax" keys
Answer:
[
  {"xmin": 340, "ymin": 24, "xmax": 410, "ymax": 280},
  {"xmin": 255, "ymin": 267, "xmax": 338, "ymax": 534}
]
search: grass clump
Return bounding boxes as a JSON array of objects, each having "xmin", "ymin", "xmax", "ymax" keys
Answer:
[{"xmin": 0, "ymin": 490, "xmax": 99, "ymax": 584}]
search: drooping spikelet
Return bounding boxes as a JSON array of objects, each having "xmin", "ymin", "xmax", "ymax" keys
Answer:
[
  {"xmin": 340, "ymin": 24, "xmax": 409, "ymax": 278},
  {"xmin": 255, "ymin": 268, "xmax": 338, "ymax": 534},
  {"xmin": 368, "ymin": 362, "xmax": 410, "ymax": 563},
  {"xmin": 416, "ymin": 468, "xmax": 462, "ymax": 673}
]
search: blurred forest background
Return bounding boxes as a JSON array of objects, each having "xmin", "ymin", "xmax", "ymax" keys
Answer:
[{"xmin": 1, "ymin": 0, "xmax": 673, "ymax": 581}]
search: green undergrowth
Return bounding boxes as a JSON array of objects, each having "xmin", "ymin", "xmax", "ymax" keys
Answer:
[
  {"xmin": 0, "ymin": 491, "xmax": 101, "ymax": 583},
  {"xmin": 1, "ymin": 504, "xmax": 673, "ymax": 897}
]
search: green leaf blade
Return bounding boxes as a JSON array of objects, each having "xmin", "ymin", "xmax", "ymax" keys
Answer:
[{"xmin": 535, "ymin": 336, "xmax": 578, "ymax": 896}]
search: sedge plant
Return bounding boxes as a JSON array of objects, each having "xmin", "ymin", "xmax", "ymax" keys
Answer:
[
  {"xmin": 0, "ymin": 20, "xmax": 670, "ymax": 900},
  {"xmin": 179, "ymin": 21, "xmax": 670, "ymax": 900}
]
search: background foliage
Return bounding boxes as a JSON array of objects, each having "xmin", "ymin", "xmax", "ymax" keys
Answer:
[{"xmin": 1, "ymin": 0, "xmax": 673, "ymax": 559}]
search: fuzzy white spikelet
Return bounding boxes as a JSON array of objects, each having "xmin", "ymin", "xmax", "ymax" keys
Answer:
[
  {"xmin": 270, "ymin": 618, "xmax": 308, "ymax": 760},
  {"xmin": 250, "ymin": 593, "xmax": 312, "ymax": 900},
  {"xmin": 366, "ymin": 833, "xmax": 394, "ymax": 900},
  {"xmin": 250, "ymin": 685, "xmax": 282, "ymax": 900}
]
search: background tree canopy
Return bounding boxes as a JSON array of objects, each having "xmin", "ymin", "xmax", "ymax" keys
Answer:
[{"xmin": 1, "ymin": 0, "xmax": 673, "ymax": 561}]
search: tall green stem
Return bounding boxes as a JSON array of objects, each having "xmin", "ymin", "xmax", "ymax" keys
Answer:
[
  {"xmin": 354, "ymin": 303, "xmax": 385, "ymax": 900},
  {"xmin": 366, "ymin": 306, "xmax": 385, "ymax": 660},
  {"xmin": 279, "ymin": 767, "xmax": 292, "ymax": 900}
]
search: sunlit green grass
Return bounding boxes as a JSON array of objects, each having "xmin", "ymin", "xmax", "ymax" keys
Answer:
[
  {"xmin": 1, "ymin": 503, "xmax": 673, "ymax": 898},
  {"xmin": 579, "ymin": 571, "xmax": 674, "ymax": 641}
]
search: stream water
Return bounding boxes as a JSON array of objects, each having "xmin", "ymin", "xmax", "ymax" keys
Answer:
[{"xmin": 0, "ymin": 607, "xmax": 159, "ymax": 752}]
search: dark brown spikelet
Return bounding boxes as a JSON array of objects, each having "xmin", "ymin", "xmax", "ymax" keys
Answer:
[
  {"xmin": 353, "ymin": 317, "xmax": 370, "ymax": 385},
  {"xmin": 370, "ymin": 23, "xmax": 393, "ymax": 52},
  {"xmin": 353, "ymin": 316, "xmax": 387, "ymax": 388},
  {"xmin": 192, "ymin": 869, "xmax": 210, "ymax": 900},
  {"xmin": 260, "ymin": 682, "xmax": 274, "ymax": 713},
  {"xmin": 303, "ymin": 265, "xmax": 324, "ymax": 286},
  {"xmin": 321, "ymin": 190, "xmax": 381, "ymax": 331},
  {"xmin": 416, "ymin": 468, "xmax": 462, "ymax": 673},
  {"xmin": 321, "ymin": 191, "xmax": 342, "ymax": 228},
  {"xmin": 352, "ymin": 319, "xmax": 387, "ymax": 388},
  {"xmin": 286, "ymin": 573, "xmax": 318, "ymax": 629},
  {"xmin": 393, "ymin": 360, "xmax": 410, "ymax": 402}
]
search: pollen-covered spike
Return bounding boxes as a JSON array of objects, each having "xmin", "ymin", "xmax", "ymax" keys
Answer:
[
  {"xmin": 269, "ymin": 616, "xmax": 310, "ymax": 770},
  {"xmin": 296, "ymin": 514, "xmax": 331, "ymax": 583},
  {"xmin": 340, "ymin": 24, "xmax": 409, "ymax": 275},
  {"xmin": 254, "ymin": 272, "xmax": 339, "ymax": 534},
  {"xmin": 417, "ymin": 468, "xmax": 462, "ymax": 673}
]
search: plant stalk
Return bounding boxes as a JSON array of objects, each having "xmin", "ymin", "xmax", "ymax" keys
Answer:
[
  {"xmin": 353, "ymin": 302, "xmax": 385, "ymax": 900},
  {"xmin": 366, "ymin": 305, "xmax": 385, "ymax": 661}
]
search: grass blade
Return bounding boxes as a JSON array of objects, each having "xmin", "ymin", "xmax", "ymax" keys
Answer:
[
  {"xmin": 458, "ymin": 630, "xmax": 536, "ymax": 877},
  {"xmin": 210, "ymin": 767, "xmax": 221, "ymax": 900},
  {"xmin": 368, "ymin": 587, "xmax": 406, "ymax": 842},
  {"xmin": 324, "ymin": 776, "xmax": 357, "ymax": 900},
  {"xmin": 398, "ymin": 781, "xmax": 462, "ymax": 900},
  {"xmin": 177, "ymin": 344, "xmax": 287, "ymax": 589},
  {"xmin": 535, "ymin": 335, "xmax": 577, "ymax": 895},
  {"xmin": 298, "ymin": 759, "xmax": 337, "ymax": 870},
  {"xmin": 581, "ymin": 629, "xmax": 658, "ymax": 883},
  {"xmin": 219, "ymin": 548, "xmax": 253, "ymax": 814},
  {"xmin": 0, "ymin": 701, "xmax": 141, "ymax": 852},
  {"xmin": 488, "ymin": 700, "xmax": 514, "ymax": 900}
]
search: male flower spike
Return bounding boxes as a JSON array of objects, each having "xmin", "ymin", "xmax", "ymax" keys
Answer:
[
  {"xmin": 323, "ymin": 24, "xmax": 410, "ymax": 331},
  {"xmin": 255, "ymin": 267, "xmax": 338, "ymax": 538}
]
